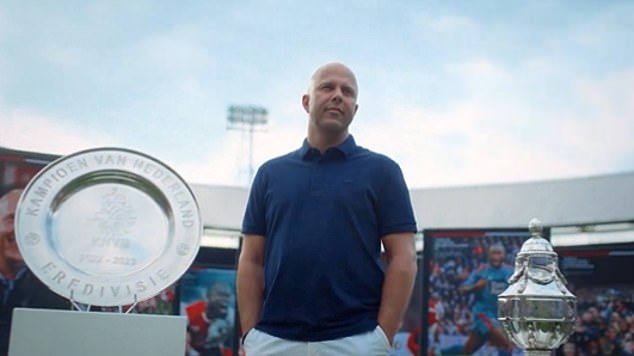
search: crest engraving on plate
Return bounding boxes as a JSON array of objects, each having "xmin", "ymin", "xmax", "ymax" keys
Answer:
[{"xmin": 91, "ymin": 188, "xmax": 137, "ymax": 249}]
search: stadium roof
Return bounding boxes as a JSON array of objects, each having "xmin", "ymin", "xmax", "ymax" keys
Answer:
[{"xmin": 193, "ymin": 171, "xmax": 634, "ymax": 231}]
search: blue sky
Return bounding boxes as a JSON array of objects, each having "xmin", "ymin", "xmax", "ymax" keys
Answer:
[{"xmin": 1, "ymin": 1, "xmax": 632, "ymax": 187}]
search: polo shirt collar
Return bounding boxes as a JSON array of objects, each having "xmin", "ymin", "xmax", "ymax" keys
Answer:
[{"xmin": 300, "ymin": 135, "xmax": 357, "ymax": 160}]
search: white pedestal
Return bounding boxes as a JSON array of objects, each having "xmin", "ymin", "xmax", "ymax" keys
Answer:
[{"xmin": 8, "ymin": 308, "xmax": 186, "ymax": 356}]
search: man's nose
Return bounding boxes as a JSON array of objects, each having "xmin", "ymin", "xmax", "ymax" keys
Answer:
[{"xmin": 330, "ymin": 87, "xmax": 343, "ymax": 101}]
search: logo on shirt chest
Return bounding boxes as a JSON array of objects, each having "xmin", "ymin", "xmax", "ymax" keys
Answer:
[{"xmin": 490, "ymin": 280, "xmax": 508, "ymax": 295}]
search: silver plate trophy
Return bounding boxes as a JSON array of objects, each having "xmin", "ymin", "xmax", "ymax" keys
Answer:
[{"xmin": 15, "ymin": 148, "xmax": 201, "ymax": 307}]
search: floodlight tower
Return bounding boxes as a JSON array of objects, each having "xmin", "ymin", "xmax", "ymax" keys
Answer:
[{"xmin": 226, "ymin": 105, "xmax": 268, "ymax": 184}]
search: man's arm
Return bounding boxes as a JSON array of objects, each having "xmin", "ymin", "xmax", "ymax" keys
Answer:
[
  {"xmin": 378, "ymin": 232, "xmax": 417, "ymax": 344},
  {"xmin": 459, "ymin": 270, "xmax": 487, "ymax": 294},
  {"xmin": 236, "ymin": 234, "xmax": 266, "ymax": 335}
]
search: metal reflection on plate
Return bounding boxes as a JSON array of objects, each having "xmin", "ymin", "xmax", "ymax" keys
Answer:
[
  {"xmin": 15, "ymin": 148, "xmax": 202, "ymax": 307},
  {"xmin": 498, "ymin": 219, "xmax": 577, "ymax": 356}
]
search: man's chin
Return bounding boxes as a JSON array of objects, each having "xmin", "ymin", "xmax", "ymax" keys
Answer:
[
  {"xmin": 318, "ymin": 121, "xmax": 349, "ymax": 135},
  {"xmin": 6, "ymin": 253, "xmax": 24, "ymax": 266}
]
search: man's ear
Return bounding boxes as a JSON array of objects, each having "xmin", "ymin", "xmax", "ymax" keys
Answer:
[
  {"xmin": 354, "ymin": 104, "xmax": 358, "ymax": 115},
  {"xmin": 302, "ymin": 94, "xmax": 310, "ymax": 113}
]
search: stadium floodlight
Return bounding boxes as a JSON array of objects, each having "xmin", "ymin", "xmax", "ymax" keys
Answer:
[{"xmin": 226, "ymin": 105, "xmax": 268, "ymax": 184}]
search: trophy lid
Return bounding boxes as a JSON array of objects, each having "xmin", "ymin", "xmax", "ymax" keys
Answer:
[
  {"xmin": 499, "ymin": 218, "xmax": 575, "ymax": 298},
  {"xmin": 517, "ymin": 218, "xmax": 556, "ymax": 256}
]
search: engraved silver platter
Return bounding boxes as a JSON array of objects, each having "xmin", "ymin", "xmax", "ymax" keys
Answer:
[{"xmin": 15, "ymin": 148, "xmax": 202, "ymax": 306}]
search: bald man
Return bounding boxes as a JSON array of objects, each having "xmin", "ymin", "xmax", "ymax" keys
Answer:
[
  {"xmin": 237, "ymin": 63, "xmax": 418, "ymax": 355},
  {"xmin": 0, "ymin": 189, "xmax": 69, "ymax": 356}
]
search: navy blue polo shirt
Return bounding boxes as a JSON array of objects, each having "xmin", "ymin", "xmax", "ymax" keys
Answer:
[{"xmin": 241, "ymin": 135, "xmax": 417, "ymax": 342}]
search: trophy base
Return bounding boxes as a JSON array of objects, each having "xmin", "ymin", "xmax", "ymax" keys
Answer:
[{"xmin": 9, "ymin": 308, "xmax": 186, "ymax": 356}]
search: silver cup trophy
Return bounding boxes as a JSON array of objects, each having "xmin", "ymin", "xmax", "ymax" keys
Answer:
[{"xmin": 497, "ymin": 219, "xmax": 577, "ymax": 356}]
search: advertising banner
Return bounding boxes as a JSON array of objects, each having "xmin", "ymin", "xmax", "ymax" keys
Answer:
[{"xmin": 422, "ymin": 229, "xmax": 543, "ymax": 356}]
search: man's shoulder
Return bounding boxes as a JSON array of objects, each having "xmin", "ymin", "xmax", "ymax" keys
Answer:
[
  {"xmin": 352, "ymin": 146, "xmax": 400, "ymax": 168},
  {"xmin": 258, "ymin": 150, "xmax": 300, "ymax": 170},
  {"xmin": 251, "ymin": 150, "xmax": 304, "ymax": 185}
]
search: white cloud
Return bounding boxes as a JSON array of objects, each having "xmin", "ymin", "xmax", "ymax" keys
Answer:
[
  {"xmin": 0, "ymin": 109, "xmax": 115, "ymax": 154},
  {"xmin": 40, "ymin": 45, "xmax": 85, "ymax": 71},
  {"xmin": 355, "ymin": 106, "xmax": 576, "ymax": 188},
  {"xmin": 129, "ymin": 27, "xmax": 214, "ymax": 76},
  {"xmin": 446, "ymin": 58, "xmax": 511, "ymax": 83},
  {"xmin": 353, "ymin": 66, "xmax": 634, "ymax": 188},
  {"xmin": 0, "ymin": 104, "xmax": 304, "ymax": 188},
  {"xmin": 414, "ymin": 13, "xmax": 479, "ymax": 34},
  {"xmin": 174, "ymin": 133, "xmax": 243, "ymax": 186},
  {"xmin": 561, "ymin": 69, "xmax": 634, "ymax": 163}
]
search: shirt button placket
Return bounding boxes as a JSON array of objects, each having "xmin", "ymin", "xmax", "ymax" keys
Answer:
[{"xmin": 310, "ymin": 158, "xmax": 324, "ymax": 196}]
